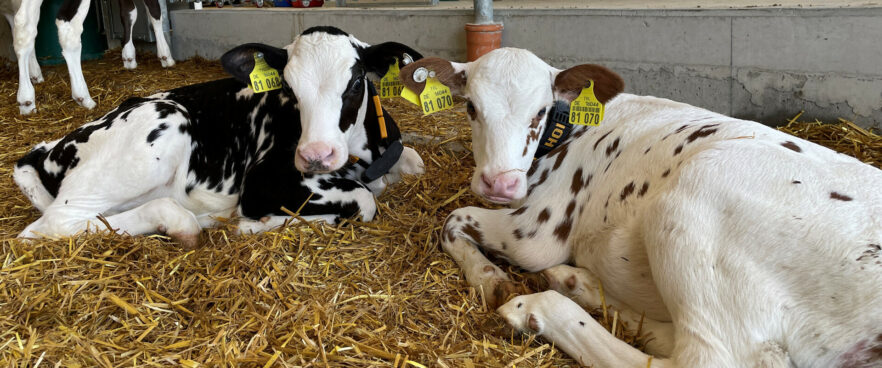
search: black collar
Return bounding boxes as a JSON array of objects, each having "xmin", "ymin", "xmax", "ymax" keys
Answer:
[
  {"xmin": 351, "ymin": 82, "xmax": 404, "ymax": 183},
  {"xmin": 534, "ymin": 100, "xmax": 573, "ymax": 158}
]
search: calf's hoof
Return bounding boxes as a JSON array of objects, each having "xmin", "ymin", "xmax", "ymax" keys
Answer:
[
  {"xmin": 170, "ymin": 232, "xmax": 200, "ymax": 250},
  {"xmin": 19, "ymin": 101, "xmax": 36, "ymax": 115}
]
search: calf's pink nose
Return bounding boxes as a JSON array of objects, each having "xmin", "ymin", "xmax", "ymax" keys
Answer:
[
  {"xmin": 297, "ymin": 142, "xmax": 336, "ymax": 170},
  {"xmin": 481, "ymin": 173, "xmax": 520, "ymax": 199}
]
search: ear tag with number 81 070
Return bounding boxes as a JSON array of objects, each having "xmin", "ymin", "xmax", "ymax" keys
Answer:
[
  {"xmin": 379, "ymin": 60, "xmax": 404, "ymax": 99},
  {"xmin": 418, "ymin": 77, "xmax": 454, "ymax": 115},
  {"xmin": 249, "ymin": 52, "xmax": 282, "ymax": 93},
  {"xmin": 568, "ymin": 80, "xmax": 604, "ymax": 126}
]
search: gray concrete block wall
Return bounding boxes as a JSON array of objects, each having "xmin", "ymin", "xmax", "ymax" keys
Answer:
[{"xmin": 168, "ymin": 7, "xmax": 882, "ymax": 129}]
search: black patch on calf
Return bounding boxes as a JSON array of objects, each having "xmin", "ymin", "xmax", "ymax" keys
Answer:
[
  {"xmin": 144, "ymin": 0, "xmax": 162, "ymax": 19},
  {"xmin": 18, "ymin": 96, "xmax": 155, "ymax": 197},
  {"xmin": 56, "ymin": 0, "xmax": 83, "ymax": 22},
  {"xmin": 339, "ymin": 66, "xmax": 366, "ymax": 132},
  {"xmin": 302, "ymin": 26, "xmax": 350, "ymax": 37},
  {"xmin": 147, "ymin": 123, "xmax": 169, "ymax": 143}
]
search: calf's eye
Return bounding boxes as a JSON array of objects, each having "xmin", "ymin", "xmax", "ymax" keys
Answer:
[{"xmin": 537, "ymin": 107, "xmax": 547, "ymax": 117}]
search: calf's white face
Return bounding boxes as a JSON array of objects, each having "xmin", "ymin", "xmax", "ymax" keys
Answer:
[
  {"xmin": 401, "ymin": 48, "xmax": 623, "ymax": 203},
  {"xmin": 222, "ymin": 27, "xmax": 421, "ymax": 173}
]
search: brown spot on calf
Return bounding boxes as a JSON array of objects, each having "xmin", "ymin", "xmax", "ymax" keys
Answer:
[
  {"xmin": 781, "ymin": 141, "xmax": 802, "ymax": 153},
  {"xmin": 620, "ymin": 182, "xmax": 636, "ymax": 200},
  {"xmin": 537, "ymin": 208, "xmax": 551, "ymax": 224},
  {"xmin": 571, "ymin": 168, "xmax": 584, "ymax": 194},
  {"xmin": 830, "ymin": 192, "xmax": 853, "ymax": 201},
  {"xmin": 462, "ymin": 223, "xmax": 484, "ymax": 245},
  {"xmin": 553, "ymin": 218, "xmax": 573, "ymax": 242},
  {"xmin": 594, "ymin": 131, "xmax": 613, "ymax": 151}
]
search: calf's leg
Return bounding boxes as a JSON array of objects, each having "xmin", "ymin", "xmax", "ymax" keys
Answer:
[
  {"xmin": 543, "ymin": 264, "xmax": 674, "ymax": 357},
  {"xmin": 56, "ymin": 0, "xmax": 96, "ymax": 108},
  {"xmin": 20, "ymin": 197, "xmax": 201, "ymax": 248},
  {"xmin": 142, "ymin": 0, "xmax": 174, "ymax": 67},
  {"xmin": 441, "ymin": 206, "xmax": 572, "ymax": 308},
  {"xmin": 117, "ymin": 0, "xmax": 137, "ymax": 69},
  {"xmin": 12, "ymin": 0, "xmax": 42, "ymax": 114}
]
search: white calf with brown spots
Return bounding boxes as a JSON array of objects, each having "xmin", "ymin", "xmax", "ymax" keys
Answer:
[{"xmin": 402, "ymin": 48, "xmax": 882, "ymax": 367}]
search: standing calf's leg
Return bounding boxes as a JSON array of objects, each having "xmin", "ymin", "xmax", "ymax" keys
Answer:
[
  {"xmin": 56, "ymin": 0, "xmax": 96, "ymax": 109},
  {"xmin": 12, "ymin": 0, "xmax": 42, "ymax": 114},
  {"xmin": 441, "ymin": 206, "xmax": 572, "ymax": 308},
  {"xmin": 117, "ymin": 0, "xmax": 137, "ymax": 69},
  {"xmin": 142, "ymin": 0, "xmax": 174, "ymax": 67},
  {"xmin": 543, "ymin": 264, "xmax": 675, "ymax": 357}
]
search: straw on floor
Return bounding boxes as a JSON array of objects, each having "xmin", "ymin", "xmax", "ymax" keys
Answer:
[{"xmin": 0, "ymin": 51, "xmax": 879, "ymax": 367}]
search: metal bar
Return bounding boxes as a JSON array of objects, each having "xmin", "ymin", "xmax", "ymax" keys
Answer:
[{"xmin": 473, "ymin": 0, "xmax": 493, "ymax": 24}]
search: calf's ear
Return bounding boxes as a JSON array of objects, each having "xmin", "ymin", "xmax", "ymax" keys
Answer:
[
  {"xmin": 552, "ymin": 64, "xmax": 624, "ymax": 103},
  {"xmin": 359, "ymin": 42, "xmax": 424, "ymax": 77},
  {"xmin": 221, "ymin": 43, "xmax": 289, "ymax": 84},
  {"xmin": 399, "ymin": 57, "xmax": 469, "ymax": 96}
]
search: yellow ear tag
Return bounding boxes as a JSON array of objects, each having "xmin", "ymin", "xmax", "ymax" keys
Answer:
[
  {"xmin": 379, "ymin": 61, "xmax": 404, "ymax": 99},
  {"xmin": 248, "ymin": 52, "xmax": 282, "ymax": 93},
  {"xmin": 418, "ymin": 77, "xmax": 454, "ymax": 115},
  {"xmin": 400, "ymin": 86, "xmax": 421, "ymax": 106},
  {"xmin": 569, "ymin": 80, "xmax": 604, "ymax": 126}
]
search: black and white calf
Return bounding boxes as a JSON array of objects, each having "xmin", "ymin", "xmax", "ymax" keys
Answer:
[
  {"xmin": 9, "ymin": 0, "xmax": 174, "ymax": 114},
  {"xmin": 15, "ymin": 27, "xmax": 424, "ymax": 247},
  {"xmin": 402, "ymin": 49, "xmax": 882, "ymax": 367}
]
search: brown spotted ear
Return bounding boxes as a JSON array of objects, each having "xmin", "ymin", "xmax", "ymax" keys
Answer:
[
  {"xmin": 553, "ymin": 64, "xmax": 624, "ymax": 103},
  {"xmin": 399, "ymin": 57, "xmax": 468, "ymax": 95}
]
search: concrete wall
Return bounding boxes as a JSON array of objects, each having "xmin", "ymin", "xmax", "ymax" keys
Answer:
[{"xmin": 169, "ymin": 7, "xmax": 882, "ymax": 129}]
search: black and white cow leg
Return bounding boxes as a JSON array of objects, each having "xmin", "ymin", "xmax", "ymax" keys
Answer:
[
  {"xmin": 542, "ymin": 264, "xmax": 675, "ymax": 357},
  {"xmin": 117, "ymin": 0, "xmax": 137, "ymax": 69},
  {"xmin": 56, "ymin": 0, "xmax": 96, "ymax": 109},
  {"xmin": 143, "ymin": 0, "xmax": 174, "ymax": 67},
  {"xmin": 441, "ymin": 206, "xmax": 572, "ymax": 308},
  {"xmin": 12, "ymin": 0, "xmax": 42, "ymax": 114},
  {"xmin": 498, "ymin": 290, "xmax": 672, "ymax": 368},
  {"xmin": 236, "ymin": 159, "xmax": 377, "ymax": 235},
  {"xmin": 20, "ymin": 197, "xmax": 202, "ymax": 248},
  {"xmin": 382, "ymin": 146, "xmax": 425, "ymax": 186}
]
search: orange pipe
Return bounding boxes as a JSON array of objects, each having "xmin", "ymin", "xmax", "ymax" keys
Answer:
[{"xmin": 465, "ymin": 23, "xmax": 503, "ymax": 61}]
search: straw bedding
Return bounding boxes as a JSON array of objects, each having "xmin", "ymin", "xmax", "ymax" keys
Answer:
[{"xmin": 0, "ymin": 51, "xmax": 879, "ymax": 367}]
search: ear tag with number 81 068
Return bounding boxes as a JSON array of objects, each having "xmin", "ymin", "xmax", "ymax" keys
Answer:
[
  {"xmin": 379, "ymin": 61, "xmax": 404, "ymax": 99},
  {"xmin": 249, "ymin": 52, "xmax": 282, "ymax": 93},
  {"xmin": 568, "ymin": 80, "xmax": 604, "ymax": 126},
  {"xmin": 418, "ymin": 77, "xmax": 454, "ymax": 115}
]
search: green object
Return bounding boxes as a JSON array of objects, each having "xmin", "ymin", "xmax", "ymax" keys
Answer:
[{"xmin": 35, "ymin": 0, "xmax": 107, "ymax": 66}]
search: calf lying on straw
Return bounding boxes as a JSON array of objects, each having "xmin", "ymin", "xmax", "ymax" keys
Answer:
[
  {"xmin": 15, "ymin": 26, "xmax": 425, "ymax": 247},
  {"xmin": 402, "ymin": 48, "xmax": 882, "ymax": 367}
]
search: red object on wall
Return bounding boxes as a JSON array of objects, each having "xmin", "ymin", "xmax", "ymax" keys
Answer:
[{"xmin": 290, "ymin": 0, "xmax": 324, "ymax": 7}]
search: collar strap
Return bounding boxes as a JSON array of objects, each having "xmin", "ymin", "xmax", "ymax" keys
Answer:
[
  {"xmin": 534, "ymin": 100, "xmax": 573, "ymax": 158},
  {"xmin": 351, "ymin": 82, "xmax": 403, "ymax": 183}
]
